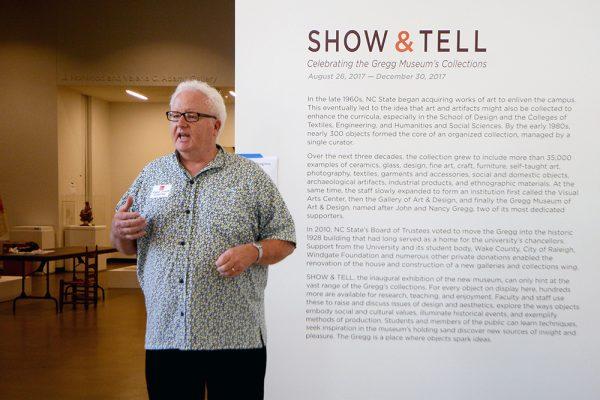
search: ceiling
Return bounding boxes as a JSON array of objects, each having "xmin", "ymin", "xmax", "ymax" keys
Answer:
[{"xmin": 65, "ymin": 85, "xmax": 236, "ymax": 104}]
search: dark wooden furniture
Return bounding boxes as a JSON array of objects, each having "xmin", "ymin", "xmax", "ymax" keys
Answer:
[
  {"xmin": 59, "ymin": 246, "xmax": 106, "ymax": 312},
  {"xmin": 0, "ymin": 246, "xmax": 117, "ymax": 314}
]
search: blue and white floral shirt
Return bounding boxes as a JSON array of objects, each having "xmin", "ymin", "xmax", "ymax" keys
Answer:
[{"xmin": 117, "ymin": 147, "xmax": 296, "ymax": 350}]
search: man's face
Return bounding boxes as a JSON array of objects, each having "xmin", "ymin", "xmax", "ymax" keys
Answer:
[{"xmin": 169, "ymin": 90, "xmax": 221, "ymax": 156}]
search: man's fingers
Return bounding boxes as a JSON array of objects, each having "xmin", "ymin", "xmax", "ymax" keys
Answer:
[
  {"xmin": 124, "ymin": 231, "xmax": 146, "ymax": 240},
  {"xmin": 119, "ymin": 225, "xmax": 146, "ymax": 235},
  {"xmin": 217, "ymin": 261, "xmax": 239, "ymax": 277},
  {"xmin": 217, "ymin": 260, "xmax": 234, "ymax": 273},
  {"xmin": 113, "ymin": 214, "xmax": 146, "ymax": 240},
  {"xmin": 215, "ymin": 251, "xmax": 231, "ymax": 267},
  {"xmin": 118, "ymin": 196, "xmax": 134, "ymax": 212},
  {"xmin": 117, "ymin": 217, "xmax": 146, "ymax": 229},
  {"xmin": 116, "ymin": 211, "xmax": 141, "ymax": 220},
  {"xmin": 216, "ymin": 251, "xmax": 240, "ymax": 277},
  {"xmin": 215, "ymin": 244, "xmax": 257, "ymax": 277}
]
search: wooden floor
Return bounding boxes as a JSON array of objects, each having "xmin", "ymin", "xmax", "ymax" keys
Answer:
[{"xmin": 0, "ymin": 263, "xmax": 148, "ymax": 400}]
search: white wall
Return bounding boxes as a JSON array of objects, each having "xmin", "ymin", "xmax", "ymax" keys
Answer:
[
  {"xmin": 57, "ymin": 89, "xmax": 113, "ymax": 247},
  {"xmin": 57, "ymin": 87, "xmax": 86, "ymax": 245},
  {"xmin": 91, "ymin": 97, "xmax": 112, "ymax": 246},
  {"xmin": 222, "ymin": 102, "xmax": 235, "ymax": 148}
]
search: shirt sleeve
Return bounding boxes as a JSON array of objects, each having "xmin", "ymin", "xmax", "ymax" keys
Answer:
[{"xmin": 254, "ymin": 169, "xmax": 297, "ymax": 246}]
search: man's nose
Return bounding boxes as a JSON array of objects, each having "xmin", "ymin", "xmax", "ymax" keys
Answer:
[{"xmin": 176, "ymin": 115, "xmax": 189, "ymax": 126}]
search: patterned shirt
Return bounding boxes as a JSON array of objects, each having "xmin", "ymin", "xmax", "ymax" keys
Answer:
[{"xmin": 117, "ymin": 147, "xmax": 296, "ymax": 350}]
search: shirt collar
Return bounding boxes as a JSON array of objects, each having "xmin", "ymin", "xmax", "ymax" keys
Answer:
[{"xmin": 172, "ymin": 145, "xmax": 226, "ymax": 179}]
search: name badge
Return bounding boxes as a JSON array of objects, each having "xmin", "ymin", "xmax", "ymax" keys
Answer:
[{"xmin": 150, "ymin": 184, "xmax": 172, "ymax": 199}]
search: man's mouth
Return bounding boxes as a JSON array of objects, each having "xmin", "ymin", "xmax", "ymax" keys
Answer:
[{"xmin": 177, "ymin": 132, "xmax": 190, "ymax": 140}]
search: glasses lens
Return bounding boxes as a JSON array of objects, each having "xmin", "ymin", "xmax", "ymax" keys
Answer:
[
  {"xmin": 167, "ymin": 111, "xmax": 206, "ymax": 122},
  {"xmin": 167, "ymin": 111, "xmax": 181, "ymax": 121},
  {"xmin": 184, "ymin": 112, "xmax": 200, "ymax": 122}
]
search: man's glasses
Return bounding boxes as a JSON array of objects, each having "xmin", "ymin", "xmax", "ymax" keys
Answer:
[{"xmin": 166, "ymin": 111, "xmax": 217, "ymax": 123}]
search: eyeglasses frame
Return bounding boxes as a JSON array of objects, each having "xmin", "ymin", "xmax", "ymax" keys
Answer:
[{"xmin": 166, "ymin": 111, "xmax": 217, "ymax": 123}]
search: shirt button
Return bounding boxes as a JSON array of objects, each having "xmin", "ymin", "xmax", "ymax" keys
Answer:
[
  {"xmin": 189, "ymin": 179, "xmax": 194, "ymax": 184},
  {"xmin": 179, "ymin": 241, "xmax": 185, "ymax": 246},
  {"xmin": 185, "ymin": 209, "xmax": 190, "ymax": 214},
  {"xmin": 180, "ymin": 312, "xmax": 184, "ymax": 316},
  {"xmin": 179, "ymin": 279, "xmax": 184, "ymax": 284}
]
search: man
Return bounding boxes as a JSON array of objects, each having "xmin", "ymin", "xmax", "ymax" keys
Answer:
[{"xmin": 111, "ymin": 80, "xmax": 296, "ymax": 399}]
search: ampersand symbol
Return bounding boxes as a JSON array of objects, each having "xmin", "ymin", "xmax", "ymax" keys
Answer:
[{"xmin": 395, "ymin": 31, "xmax": 413, "ymax": 52}]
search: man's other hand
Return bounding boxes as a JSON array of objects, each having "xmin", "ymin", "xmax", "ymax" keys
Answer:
[
  {"xmin": 111, "ymin": 196, "xmax": 147, "ymax": 253},
  {"xmin": 215, "ymin": 244, "xmax": 259, "ymax": 277}
]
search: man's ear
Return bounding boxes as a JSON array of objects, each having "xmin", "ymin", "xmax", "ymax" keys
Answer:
[{"xmin": 214, "ymin": 119, "xmax": 222, "ymax": 135}]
